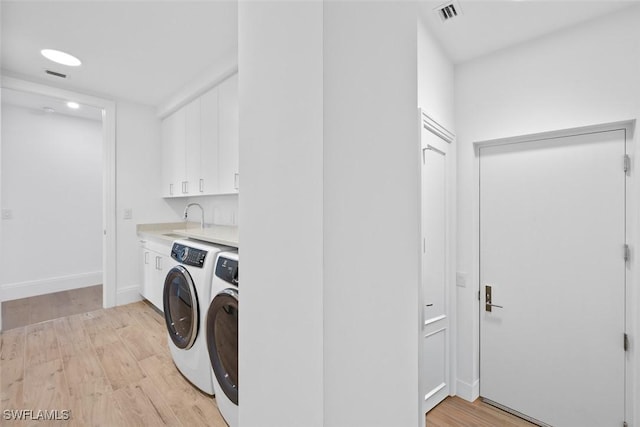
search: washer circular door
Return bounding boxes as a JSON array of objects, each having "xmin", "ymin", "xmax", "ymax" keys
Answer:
[
  {"xmin": 207, "ymin": 288, "xmax": 239, "ymax": 405},
  {"xmin": 163, "ymin": 265, "xmax": 199, "ymax": 349}
]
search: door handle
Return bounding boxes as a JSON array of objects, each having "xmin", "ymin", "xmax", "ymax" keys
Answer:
[{"xmin": 485, "ymin": 285, "xmax": 503, "ymax": 312}]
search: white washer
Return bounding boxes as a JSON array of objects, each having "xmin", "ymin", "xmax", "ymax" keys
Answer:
[
  {"xmin": 163, "ymin": 239, "xmax": 228, "ymax": 395},
  {"xmin": 206, "ymin": 251, "xmax": 239, "ymax": 427}
]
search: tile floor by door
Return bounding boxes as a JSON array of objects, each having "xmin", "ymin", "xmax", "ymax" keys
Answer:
[{"xmin": 0, "ymin": 300, "xmax": 228, "ymax": 427}]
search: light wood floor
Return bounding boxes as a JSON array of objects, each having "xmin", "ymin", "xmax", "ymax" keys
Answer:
[
  {"xmin": 2, "ymin": 295, "xmax": 533, "ymax": 427},
  {"xmin": 2, "ymin": 285, "xmax": 103, "ymax": 330},
  {"xmin": 0, "ymin": 300, "xmax": 228, "ymax": 427},
  {"xmin": 426, "ymin": 396, "xmax": 536, "ymax": 427}
]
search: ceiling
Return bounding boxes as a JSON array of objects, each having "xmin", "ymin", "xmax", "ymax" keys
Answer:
[
  {"xmin": 1, "ymin": 1, "xmax": 237, "ymax": 107},
  {"xmin": 2, "ymin": 88, "xmax": 103, "ymax": 121},
  {"xmin": 2, "ymin": 0, "xmax": 636, "ymax": 108},
  {"xmin": 420, "ymin": 0, "xmax": 638, "ymax": 64}
]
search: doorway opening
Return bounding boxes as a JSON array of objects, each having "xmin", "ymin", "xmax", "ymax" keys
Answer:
[{"xmin": 0, "ymin": 77, "xmax": 116, "ymax": 331}]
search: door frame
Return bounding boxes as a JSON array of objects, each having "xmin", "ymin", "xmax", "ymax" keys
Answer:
[
  {"xmin": 418, "ymin": 108, "xmax": 457, "ymax": 416},
  {"xmin": 473, "ymin": 120, "xmax": 637, "ymax": 425},
  {"xmin": 0, "ymin": 75, "xmax": 118, "ymax": 313}
]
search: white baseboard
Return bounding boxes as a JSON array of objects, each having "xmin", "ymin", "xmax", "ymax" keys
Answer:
[
  {"xmin": 456, "ymin": 378, "xmax": 480, "ymax": 402},
  {"xmin": 1, "ymin": 272, "xmax": 102, "ymax": 301},
  {"xmin": 117, "ymin": 285, "xmax": 142, "ymax": 306}
]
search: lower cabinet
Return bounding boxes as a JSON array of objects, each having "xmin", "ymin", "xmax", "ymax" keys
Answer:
[{"xmin": 140, "ymin": 240, "xmax": 170, "ymax": 311}]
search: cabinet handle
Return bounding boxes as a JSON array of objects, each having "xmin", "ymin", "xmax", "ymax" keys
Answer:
[
  {"xmin": 182, "ymin": 181, "xmax": 189, "ymax": 194},
  {"xmin": 144, "ymin": 252, "xmax": 149, "ymax": 264},
  {"xmin": 199, "ymin": 179, "xmax": 204, "ymax": 193},
  {"xmin": 234, "ymin": 173, "xmax": 239, "ymax": 190},
  {"xmin": 169, "ymin": 183, "xmax": 174, "ymax": 196},
  {"xmin": 155, "ymin": 256, "xmax": 161, "ymax": 270}
]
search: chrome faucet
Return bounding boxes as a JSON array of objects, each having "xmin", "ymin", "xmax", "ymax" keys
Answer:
[{"xmin": 184, "ymin": 203, "xmax": 205, "ymax": 230}]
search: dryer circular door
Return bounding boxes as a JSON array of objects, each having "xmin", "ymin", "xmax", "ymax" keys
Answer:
[
  {"xmin": 163, "ymin": 265, "xmax": 199, "ymax": 349},
  {"xmin": 207, "ymin": 288, "xmax": 239, "ymax": 405}
]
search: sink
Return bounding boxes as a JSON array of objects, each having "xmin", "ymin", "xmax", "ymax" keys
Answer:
[{"xmin": 162, "ymin": 233, "xmax": 186, "ymax": 239}]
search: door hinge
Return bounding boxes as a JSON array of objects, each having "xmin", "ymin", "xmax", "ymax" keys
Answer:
[
  {"xmin": 477, "ymin": 290, "xmax": 481, "ymax": 301},
  {"xmin": 624, "ymin": 154, "xmax": 631, "ymax": 175},
  {"xmin": 624, "ymin": 333, "xmax": 629, "ymax": 352},
  {"xmin": 624, "ymin": 244, "xmax": 630, "ymax": 262},
  {"xmin": 623, "ymin": 421, "xmax": 628, "ymax": 427}
]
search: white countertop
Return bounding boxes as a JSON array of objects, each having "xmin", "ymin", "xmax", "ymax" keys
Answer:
[{"xmin": 137, "ymin": 222, "xmax": 239, "ymax": 247}]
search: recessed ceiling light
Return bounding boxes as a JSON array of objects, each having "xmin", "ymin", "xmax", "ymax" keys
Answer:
[
  {"xmin": 67, "ymin": 101, "xmax": 80, "ymax": 109},
  {"xmin": 41, "ymin": 49, "xmax": 82, "ymax": 67}
]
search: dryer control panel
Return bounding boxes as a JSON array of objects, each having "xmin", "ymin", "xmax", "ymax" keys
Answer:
[
  {"xmin": 171, "ymin": 243, "xmax": 206, "ymax": 267},
  {"xmin": 215, "ymin": 256, "xmax": 239, "ymax": 286}
]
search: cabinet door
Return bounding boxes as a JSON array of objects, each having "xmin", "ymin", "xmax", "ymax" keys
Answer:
[
  {"xmin": 184, "ymin": 98, "xmax": 201, "ymax": 195},
  {"xmin": 199, "ymin": 87, "xmax": 220, "ymax": 195},
  {"xmin": 140, "ymin": 245, "xmax": 153, "ymax": 300},
  {"xmin": 161, "ymin": 108, "xmax": 187, "ymax": 197},
  {"xmin": 218, "ymin": 74, "xmax": 239, "ymax": 194},
  {"xmin": 151, "ymin": 254, "xmax": 166, "ymax": 311}
]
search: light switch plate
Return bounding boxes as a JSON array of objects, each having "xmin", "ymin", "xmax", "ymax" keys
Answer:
[
  {"xmin": 123, "ymin": 208, "xmax": 132, "ymax": 220},
  {"xmin": 1, "ymin": 209, "xmax": 12, "ymax": 220},
  {"xmin": 456, "ymin": 272, "xmax": 467, "ymax": 288}
]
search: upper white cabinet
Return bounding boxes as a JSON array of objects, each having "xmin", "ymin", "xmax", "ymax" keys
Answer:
[
  {"xmin": 218, "ymin": 73, "xmax": 239, "ymax": 194},
  {"xmin": 161, "ymin": 73, "xmax": 238, "ymax": 197},
  {"xmin": 161, "ymin": 108, "xmax": 186, "ymax": 197}
]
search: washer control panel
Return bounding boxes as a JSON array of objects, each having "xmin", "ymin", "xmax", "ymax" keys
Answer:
[
  {"xmin": 215, "ymin": 256, "xmax": 239, "ymax": 286},
  {"xmin": 171, "ymin": 243, "xmax": 206, "ymax": 268}
]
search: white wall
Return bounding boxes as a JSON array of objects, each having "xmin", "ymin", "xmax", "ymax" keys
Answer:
[
  {"xmin": 418, "ymin": 17, "xmax": 455, "ymax": 132},
  {"xmin": 323, "ymin": 2, "xmax": 420, "ymax": 426},
  {"xmin": 238, "ymin": 2, "xmax": 324, "ymax": 426},
  {"xmin": 240, "ymin": 2, "xmax": 422, "ymax": 425},
  {"xmin": 455, "ymin": 5, "xmax": 640, "ymax": 422},
  {"xmin": 1, "ymin": 104, "xmax": 102, "ymax": 298},
  {"xmin": 115, "ymin": 100, "xmax": 184, "ymax": 304},
  {"xmin": 183, "ymin": 194, "xmax": 238, "ymax": 227}
]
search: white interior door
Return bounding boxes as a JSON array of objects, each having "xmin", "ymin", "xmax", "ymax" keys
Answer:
[
  {"xmin": 420, "ymin": 124, "xmax": 452, "ymax": 415},
  {"xmin": 479, "ymin": 130, "xmax": 627, "ymax": 426}
]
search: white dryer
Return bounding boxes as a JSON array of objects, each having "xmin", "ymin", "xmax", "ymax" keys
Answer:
[
  {"xmin": 206, "ymin": 251, "xmax": 239, "ymax": 427},
  {"xmin": 163, "ymin": 239, "xmax": 228, "ymax": 395}
]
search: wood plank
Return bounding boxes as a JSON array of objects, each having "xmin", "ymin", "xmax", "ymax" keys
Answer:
[
  {"xmin": 23, "ymin": 358, "xmax": 70, "ymax": 412},
  {"xmin": 1, "ymin": 327, "xmax": 26, "ymax": 361},
  {"xmin": 2, "ymin": 301, "xmax": 238, "ymax": 427},
  {"xmin": 63, "ymin": 352, "xmax": 113, "ymax": 399},
  {"xmin": 426, "ymin": 397, "xmax": 536, "ymax": 427},
  {"xmin": 95, "ymin": 340, "xmax": 146, "ymax": 390},
  {"xmin": 109, "ymin": 304, "xmax": 140, "ymax": 330},
  {"xmin": 118, "ymin": 323, "xmax": 160, "ymax": 362},
  {"xmin": 112, "ymin": 377, "xmax": 182, "ymax": 427},
  {"xmin": 68, "ymin": 392, "xmax": 128, "ymax": 427},
  {"xmin": 138, "ymin": 354, "xmax": 225, "ymax": 427},
  {"xmin": 0, "ymin": 357, "xmax": 25, "ymax": 411},
  {"xmin": 82, "ymin": 309, "xmax": 121, "ymax": 348},
  {"xmin": 25, "ymin": 321, "xmax": 60, "ymax": 367},
  {"xmin": 53, "ymin": 314, "xmax": 93, "ymax": 358}
]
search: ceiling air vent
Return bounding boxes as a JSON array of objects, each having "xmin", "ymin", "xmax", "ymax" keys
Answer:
[
  {"xmin": 435, "ymin": 1, "xmax": 462, "ymax": 22},
  {"xmin": 45, "ymin": 69, "xmax": 67, "ymax": 79}
]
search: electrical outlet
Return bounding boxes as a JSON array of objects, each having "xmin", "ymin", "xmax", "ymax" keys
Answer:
[
  {"xmin": 1, "ymin": 209, "xmax": 12, "ymax": 220},
  {"xmin": 123, "ymin": 208, "xmax": 132, "ymax": 220}
]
